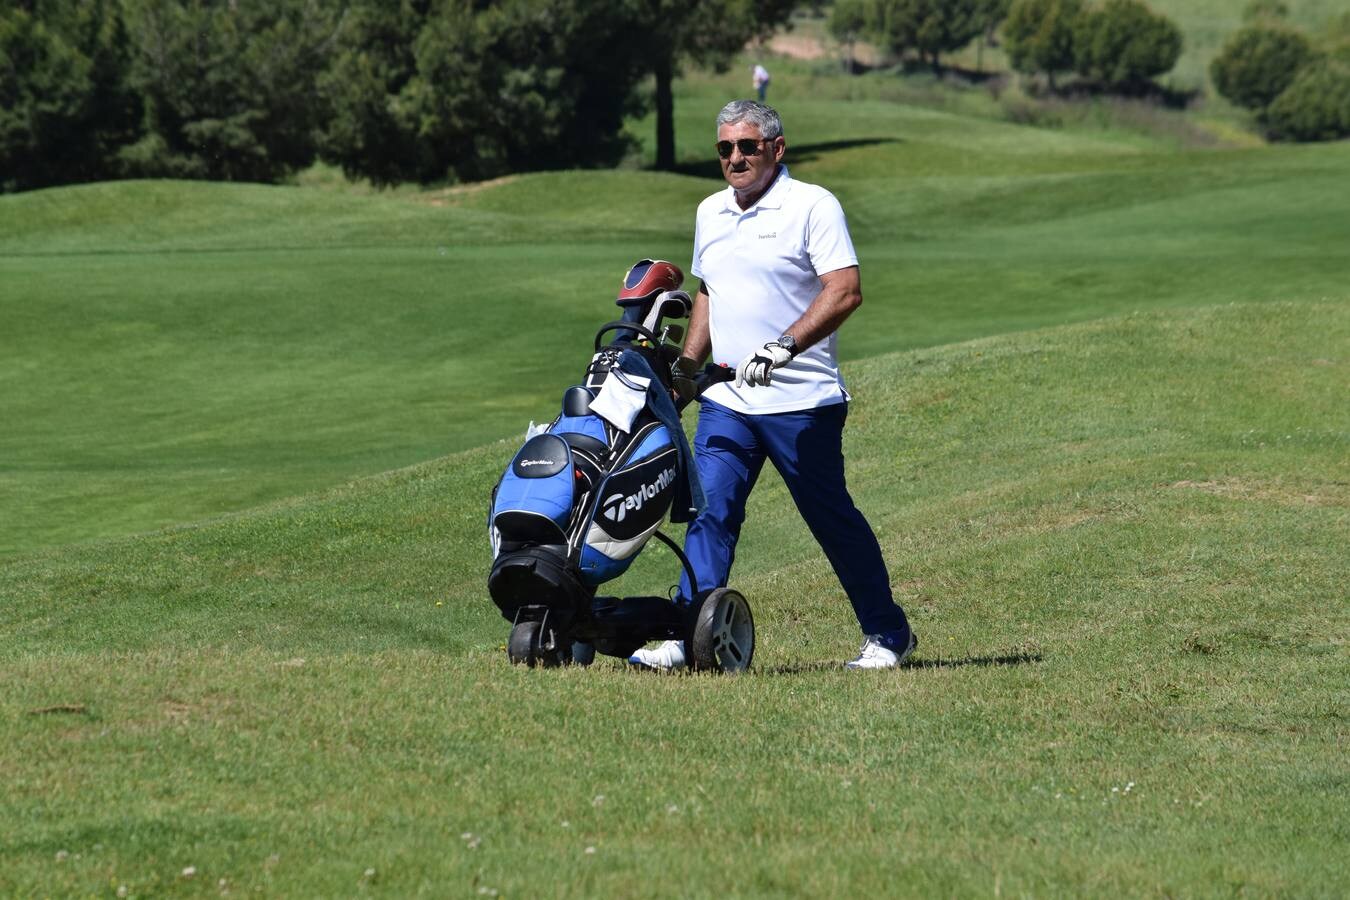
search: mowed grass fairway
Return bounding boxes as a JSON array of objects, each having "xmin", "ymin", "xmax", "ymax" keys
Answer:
[
  {"xmin": 3, "ymin": 302, "xmax": 1347, "ymax": 896},
  {"xmin": 4, "ymin": 89, "xmax": 1350, "ymax": 557},
  {"xmin": 2, "ymin": 67, "xmax": 1349, "ymax": 896}
]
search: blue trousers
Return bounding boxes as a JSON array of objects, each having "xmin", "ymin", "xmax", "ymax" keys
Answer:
[{"xmin": 679, "ymin": 399, "xmax": 908, "ymax": 636}]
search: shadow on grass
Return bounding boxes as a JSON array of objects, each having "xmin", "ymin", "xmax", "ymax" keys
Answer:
[
  {"xmin": 1048, "ymin": 79, "xmax": 1201, "ymax": 110},
  {"xmin": 669, "ymin": 138, "xmax": 902, "ymax": 181},
  {"xmin": 756, "ymin": 650, "xmax": 1043, "ymax": 677}
]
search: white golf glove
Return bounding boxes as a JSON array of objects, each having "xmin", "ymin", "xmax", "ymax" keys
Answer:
[{"xmin": 735, "ymin": 341, "xmax": 793, "ymax": 388}]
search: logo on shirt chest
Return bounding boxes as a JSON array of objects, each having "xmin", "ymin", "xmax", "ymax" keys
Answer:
[{"xmin": 758, "ymin": 232, "xmax": 777, "ymax": 239}]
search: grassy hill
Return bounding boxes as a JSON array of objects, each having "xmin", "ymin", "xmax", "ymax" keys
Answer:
[
  {"xmin": 4, "ymin": 92, "xmax": 1348, "ymax": 557},
  {"xmin": 2, "ymin": 46, "xmax": 1348, "ymax": 895},
  {"xmin": 1144, "ymin": 0, "xmax": 1345, "ymax": 90},
  {"xmin": 3, "ymin": 301, "xmax": 1345, "ymax": 895}
]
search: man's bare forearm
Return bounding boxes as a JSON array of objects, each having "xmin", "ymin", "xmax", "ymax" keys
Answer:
[
  {"xmin": 680, "ymin": 284, "xmax": 713, "ymax": 364},
  {"xmin": 784, "ymin": 266, "xmax": 862, "ymax": 353}
]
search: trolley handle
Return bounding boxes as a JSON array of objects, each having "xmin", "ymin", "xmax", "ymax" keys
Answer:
[{"xmin": 674, "ymin": 362, "xmax": 734, "ymax": 413}]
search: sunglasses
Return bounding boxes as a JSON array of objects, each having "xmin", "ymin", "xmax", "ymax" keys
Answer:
[{"xmin": 716, "ymin": 138, "xmax": 771, "ymax": 159}]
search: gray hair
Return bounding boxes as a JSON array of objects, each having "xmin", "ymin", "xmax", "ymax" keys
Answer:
[{"xmin": 716, "ymin": 100, "xmax": 783, "ymax": 141}]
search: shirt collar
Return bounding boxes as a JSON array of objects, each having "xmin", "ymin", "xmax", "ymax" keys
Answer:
[{"xmin": 721, "ymin": 164, "xmax": 791, "ymax": 214}]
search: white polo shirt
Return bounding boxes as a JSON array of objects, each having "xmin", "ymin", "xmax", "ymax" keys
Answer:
[{"xmin": 691, "ymin": 165, "xmax": 858, "ymax": 414}]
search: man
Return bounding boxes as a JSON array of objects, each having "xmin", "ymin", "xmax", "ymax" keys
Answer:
[
  {"xmin": 752, "ymin": 63, "xmax": 770, "ymax": 101},
  {"xmin": 630, "ymin": 100, "xmax": 916, "ymax": 671}
]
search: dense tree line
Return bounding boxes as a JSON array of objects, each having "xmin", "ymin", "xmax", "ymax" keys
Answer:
[
  {"xmin": 5, "ymin": 1, "xmax": 1340, "ymax": 193},
  {"xmin": 0, "ymin": 0, "xmax": 793, "ymax": 192},
  {"xmin": 1, "ymin": 0, "xmax": 345, "ymax": 190}
]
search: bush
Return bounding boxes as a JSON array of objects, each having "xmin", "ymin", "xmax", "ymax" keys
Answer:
[
  {"xmin": 1004, "ymin": 0, "xmax": 1083, "ymax": 86},
  {"xmin": 1264, "ymin": 57, "xmax": 1350, "ymax": 140},
  {"xmin": 1073, "ymin": 0, "xmax": 1182, "ymax": 89},
  {"xmin": 865, "ymin": 0, "xmax": 984, "ymax": 73},
  {"xmin": 1210, "ymin": 24, "xmax": 1315, "ymax": 111},
  {"xmin": 829, "ymin": 0, "xmax": 868, "ymax": 44},
  {"xmin": 322, "ymin": 0, "xmax": 654, "ymax": 185},
  {"xmin": 829, "ymin": 0, "xmax": 869, "ymax": 72}
]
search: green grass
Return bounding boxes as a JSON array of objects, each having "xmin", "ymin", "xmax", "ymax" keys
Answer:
[
  {"xmin": 4, "ymin": 95, "xmax": 1349, "ymax": 557},
  {"xmin": 3, "ymin": 301, "xmax": 1346, "ymax": 896},
  {"xmin": 2, "ymin": 45, "xmax": 1348, "ymax": 895},
  {"xmin": 1144, "ymin": 0, "xmax": 1346, "ymax": 91}
]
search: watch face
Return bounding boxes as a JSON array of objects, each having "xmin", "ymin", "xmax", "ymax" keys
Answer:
[{"xmin": 778, "ymin": 334, "xmax": 797, "ymax": 353}]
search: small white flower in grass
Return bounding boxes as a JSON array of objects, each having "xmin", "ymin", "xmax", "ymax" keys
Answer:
[
  {"xmin": 117, "ymin": 887, "xmax": 128, "ymax": 899},
  {"xmin": 363, "ymin": 868, "xmax": 376, "ymax": 879},
  {"xmin": 1125, "ymin": 781, "xmax": 1135, "ymax": 793},
  {"xmin": 561, "ymin": 820, "xmax": 570, "ymax": 828},
  {"xmin": 182, "ymin": 866, "xmax": 198, "ymax": 878},
  {"xmin": 592, "ymin": 794, "xmax": 605, "ymax": 807},
  {"xmin": 584, "ymin": 846, "xmax": 596, "ymax": 855},
  {"xmin": 461, "ymin": 833, "xmax": 481, "ymax": 850},
  {"xmin": 1112, "ymin": 786, "xmax": 1119, "ymax": 793},
  {"xmin": 667, "ymin": 804, "xmax": 679, "ymax": 814},
  {"xmin": 477, "ymin": 887, "xmax": 499, "ymax": 896},
  {"xmin": 55, "ymin": 850, "xmax": 69, "ymax": 862}
]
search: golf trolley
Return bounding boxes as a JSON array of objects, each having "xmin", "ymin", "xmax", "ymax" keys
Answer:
[{"xmin": 486, "ymin": 260, "xmax": 755, "ymax": 672}]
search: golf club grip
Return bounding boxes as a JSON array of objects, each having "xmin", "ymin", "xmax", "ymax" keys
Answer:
[{"xmin": 672, "ymin": 364, "xmax": 732, "ymax": 414}]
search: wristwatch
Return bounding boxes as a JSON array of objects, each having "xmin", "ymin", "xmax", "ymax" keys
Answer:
[{"xmin": 777, "ymin": 333, "xmax": 799, "ymax": 357}]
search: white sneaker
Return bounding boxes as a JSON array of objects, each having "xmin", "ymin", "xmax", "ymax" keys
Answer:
[
  {"xmin": 628, "ymin": 640, "xmax": 687, "ymax": 670},
  {"xmin": 845, "ymin": 632, "xmax": 917, "ymax": 670}
]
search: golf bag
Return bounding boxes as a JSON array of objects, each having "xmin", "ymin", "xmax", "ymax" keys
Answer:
[{"xmin": 486, "ymin": 260, "xmax": 754, "ymax": 671}]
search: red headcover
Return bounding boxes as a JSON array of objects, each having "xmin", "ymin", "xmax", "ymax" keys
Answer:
[{"xmin": 618, "ymin": 259, "xmax": 684, "ymax": 306}]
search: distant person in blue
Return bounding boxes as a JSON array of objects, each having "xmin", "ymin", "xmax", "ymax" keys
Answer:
[
  {"xmin": 752, "ymin": 64, "xmax": 770, "ymax": 101},
  {"xmin": 630, "ymin": 100, "xmax": 916, "ymax": 671}
]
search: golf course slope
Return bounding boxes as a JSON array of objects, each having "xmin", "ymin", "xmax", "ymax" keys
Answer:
[
  {"xmin": 5, "ymin": 138, "xmax": 1349, "ymax": 560},
  {"xmin": 3, "ymin": 299, "xmax": 1346, "ymax": 896},
  {"xmin": 4, "ymin": 51, "xmax": 1349, "ymax": 891}
]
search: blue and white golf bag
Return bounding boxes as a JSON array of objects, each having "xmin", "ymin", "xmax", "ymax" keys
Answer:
[
  {"xmin": 488, "ymin": 349, "xmax": 690, "ymax": 611},
  {"xmin": 485, "ymin": 260, "xmax": 753, "ymax": 669}
]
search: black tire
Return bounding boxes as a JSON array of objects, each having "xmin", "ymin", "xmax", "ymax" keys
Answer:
[
  {"xmin": 508, "ymin": 620, "xmax": 569, "ymax": 668},
  {"xmin": 689, "ymin": 588, "xmax": 754, "ymax": 672},
  {"xmin": 508, "ymin": 620, "xmax": 541, "ymax": 667},
  {"xmin": 571, "ymin": 641, "xmax": 596, "ymax": 667}
]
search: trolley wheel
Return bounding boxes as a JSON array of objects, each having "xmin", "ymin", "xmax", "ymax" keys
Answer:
[
  {"xmin": 507, "ymin": 620, "xmax": 567, "ymax": 668},
  {"xmin": 689, "ymin": 587, "xmax": 754, "ymax": 672},
  {"xmin": 571, "ymin": 641, "xmax": 596, "ymax": 667},
  {"xmin": 507, "ymin": 620, "xmax": 541, "ymax": 666}
]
